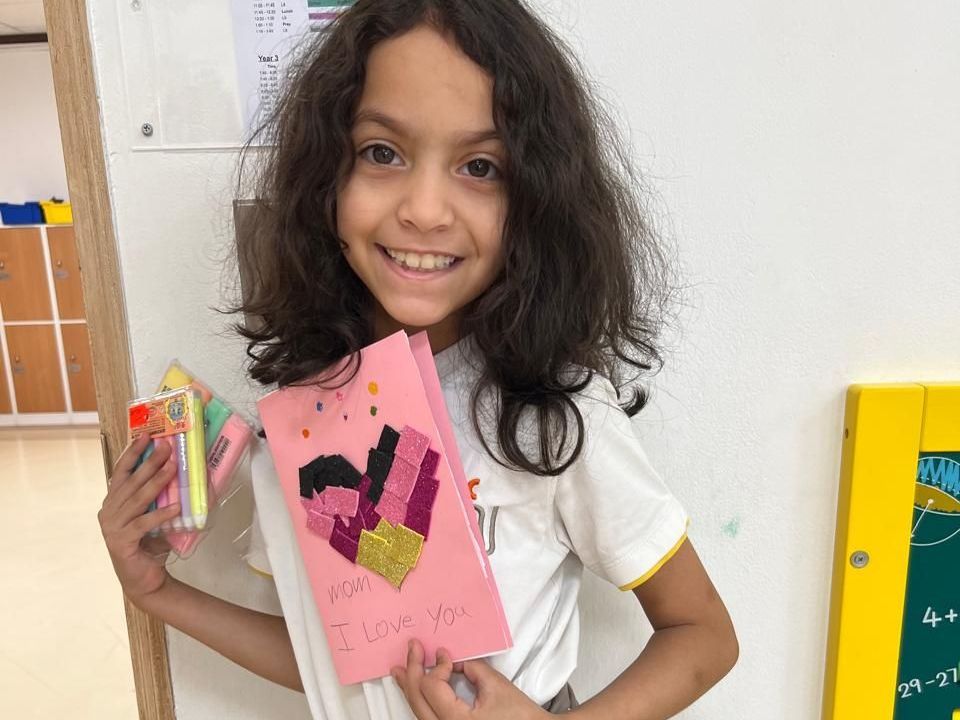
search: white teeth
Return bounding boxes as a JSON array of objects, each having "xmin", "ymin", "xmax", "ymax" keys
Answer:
[{"xmin": 384, "ymin": 247, "xmax": 456, "ymax": 272}]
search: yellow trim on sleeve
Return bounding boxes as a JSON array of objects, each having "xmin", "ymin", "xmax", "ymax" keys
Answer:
[
  {"xmin": 245, "ymin": 560, "xmax": 274, "ymax": 580},
  {"xmin": 618, "ymin": 529, "xmax": 689, "ymax": 592}
]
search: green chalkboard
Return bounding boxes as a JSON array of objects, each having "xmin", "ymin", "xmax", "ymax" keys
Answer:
[{"xmin": 894, "ymin": 452, "xmax": 960, "ymax": 718}]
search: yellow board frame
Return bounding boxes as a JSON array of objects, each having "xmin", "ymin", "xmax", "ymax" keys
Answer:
[{"xmin": 822, "ymin": 383, "xmax": 960, "ymax": 720}]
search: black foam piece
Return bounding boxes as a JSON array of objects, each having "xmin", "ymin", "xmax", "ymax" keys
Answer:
[
  {"xmin": 377, "ymin": 425, "xmax": 400, "ymax": 454},
  {"xmin": 299, "ymin": 454, "xmax": 330, "ymax": 498},
  {"xmin": 326, "ymin": 454, "xmax": 362, "ymax": 489},
  {"xmin": 366, "ymin": 448, "xmax": 393, "ymax": 486}
]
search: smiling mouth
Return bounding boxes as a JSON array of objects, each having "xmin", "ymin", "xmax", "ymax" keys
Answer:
[{"xmin": 378, "ymin": 244, "xmax": 463, "ymax": 272}]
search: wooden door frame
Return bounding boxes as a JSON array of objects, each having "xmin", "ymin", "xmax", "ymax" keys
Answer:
[{"xmin": 44, "ymin": 2, "xmax": 175, "ymax": 718}]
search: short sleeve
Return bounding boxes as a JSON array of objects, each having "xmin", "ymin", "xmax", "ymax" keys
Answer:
[
  {"xmin": 244, "ymin": 444, "xmax": 275, "ymax": 578},
  {"xmin": 554, "ymin": 377, "xmax": 689, "ymax": 591}
]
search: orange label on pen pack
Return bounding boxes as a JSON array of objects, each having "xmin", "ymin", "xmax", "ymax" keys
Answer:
[{"xmin": 128, "ymin": 389, "xmax": 195, "ymax": 438}]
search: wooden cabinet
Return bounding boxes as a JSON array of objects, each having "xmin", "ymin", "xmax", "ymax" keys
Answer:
[
  {"xmin": 0, "ymin": 225, "xmax": 97, "ymax": 423},
  {"xmin": 60, "ymin": 323, "xmax": 97, "ymax": 412},
  {"xmin": 0, "ymin": 227, "xmax": 53, "ymax": 321},
  {"xmin": 47, "ymin": 226, "xmax": 86, "ymax": 320},
  {"xmin": 5, "ymin": 325, "xmax": 66, "ymax": 414},
  {"xmin": 0, "ymin": 350, "xmax": 10, "ymax": 414}
]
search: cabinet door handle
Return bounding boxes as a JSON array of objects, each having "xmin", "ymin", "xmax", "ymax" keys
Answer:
[{"xmin": 12, "ymin": 356, "xmax": 24, "ymax": 374}]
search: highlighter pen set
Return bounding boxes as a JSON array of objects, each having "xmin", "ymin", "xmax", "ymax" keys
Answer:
[{"xmin": 127, "ymin": 361, "xmax": 253, "ymax": 558}]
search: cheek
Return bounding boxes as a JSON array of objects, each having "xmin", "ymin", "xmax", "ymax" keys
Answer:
[{"xmin": 336, "ymin": 177, "xmax": 384, "ymax": 242}]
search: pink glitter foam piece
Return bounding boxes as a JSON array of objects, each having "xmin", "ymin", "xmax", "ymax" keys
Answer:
[
  {"xmin": 421, "ymin": 448, "xmax": 440, "ymax": 477},
  {"xmin": 374, "ymin": 490, "xmax": 408, "ymax": 526},
  {"xmin": 306, "ymin": 509, "xmax": 335, "ymax": 539},
  {"xmin": 319, "ymin": 486, "xmax": 360, "ymax": 518},
  {"xmin": 395, "ymin": 425, "xmax": 430, "ymax": 467},
  {"xmin": 300, "ymin": 493, "xmax": 325, "ymax": 512},
  {"xmin": 384, "ymin": 456, "xmax": 418, "ymax": 503}
]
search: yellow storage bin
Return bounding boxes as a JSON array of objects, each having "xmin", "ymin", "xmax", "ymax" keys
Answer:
[{"xmin": 40, "ymin": 200, "xmax": 73, "ymax": 225}]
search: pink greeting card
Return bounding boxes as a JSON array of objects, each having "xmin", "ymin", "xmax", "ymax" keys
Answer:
[{"xmin": 258, "ymin": 331, "xmax": 511, "ymax": 685}]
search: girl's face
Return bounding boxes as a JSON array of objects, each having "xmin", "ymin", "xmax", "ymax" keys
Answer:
[{"xmin": 337, "ymin": 24, "xmax": 507, "ymax": 350}]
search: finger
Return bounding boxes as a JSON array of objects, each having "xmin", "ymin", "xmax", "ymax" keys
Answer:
[
  {"xmin": 109, "ymin": 440, "xmax": 173, "ymax": 510},
  {"xmin": 462, "ymin": 660, "xmax": 503, "ymax": 704},
  {"xmin": 115, "ymin": 461, "xmax": 178, "ymax": 526},
  {"xmin": 128, "ymin": 502, "xmax": 182, "ymax": 540},
  {"xmin": 110, "ymin": 434, "xmax": 153, "ymax": 479},
  {"xmin": 420, "ymin": 649, "xmax": 467, "ymax": 717},
  {"xmin": 404, "ymin": 640, "xmax": 441, "ymax": 720},
  {"xmin": 430, "ymin": 648, "xmax": 454, "ymax": 683}
]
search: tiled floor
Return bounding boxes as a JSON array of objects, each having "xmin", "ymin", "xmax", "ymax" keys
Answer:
[{"xmin": 0, "ymin": 427, "xmax": 138, "ymax": 719}]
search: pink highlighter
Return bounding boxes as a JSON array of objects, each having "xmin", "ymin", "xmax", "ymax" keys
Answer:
[
  {"xmin": 207, "ymin": 414, "xmax": 253, "ymax": 501},
  {"xmin": 168, "ymin": 413, "xmax": 253, "ymax": 555}
]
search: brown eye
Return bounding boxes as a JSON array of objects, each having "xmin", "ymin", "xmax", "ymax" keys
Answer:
[
  {"xmin": 362, "ymin": 144, "xmax": 399, "ymax": 165},
  {"xmin": 462, "ymin": 158, "xmax": 500, "ymax": 180}
]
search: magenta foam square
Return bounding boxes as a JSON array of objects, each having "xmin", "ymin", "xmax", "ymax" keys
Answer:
[
  {"xmin": 360, "ymin": 503, "xmax": 382, "ymax": 531},
  {"xmin": 384, "ymin": 457, "xmax": 418, "ymax": 503},
  {"xmin": 405, "ymin": 505, "xmax": 432, "ymax": 539},
  {"xmin": 334, "ymin": 514, "xmax": 362, "ymax": 540},
  {"xmin": 421, "ymin": 448, "xmax": 440, "ymax": 477},
  {"xmin": 408, "ymin": 476, "xmax": 439, "ymax": 511},
  {"xmin": 395, "ymin": 425, "xmax": 430, "ymax": 467},
  {"xmin": 319, "ymin": 487, "xmax": 360, "ymax": 518},
  {"xmin": 358, "ymin": 474, "xmax": 373, "ymax": 498},
  {"xmin": 330, "ymin": 528, "xmax": 359, "ymax": 562},
  {"xmin": 306, "ymin": 509, "xmax": 335, "ymax": 539},
  {"xmin": 375, "ymin": 490, "xmax": 407, "ymax": 526}
]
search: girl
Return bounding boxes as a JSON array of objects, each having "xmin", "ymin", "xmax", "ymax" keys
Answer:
[{"xmin": 99, "ymin": 1, "xmax": 738, "ymax": 718}]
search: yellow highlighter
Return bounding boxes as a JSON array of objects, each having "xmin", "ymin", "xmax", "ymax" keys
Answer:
[{"xmin": 186, "ymin": 392, "xmax": 208, "ymax": 529}]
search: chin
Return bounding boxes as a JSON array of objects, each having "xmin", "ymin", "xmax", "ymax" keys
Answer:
[{"xmin": 380, "ymin": 299, "xmax": 454, "ymax": 332}]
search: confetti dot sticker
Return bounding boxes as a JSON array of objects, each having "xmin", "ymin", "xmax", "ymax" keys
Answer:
[
  {"xmin": 316, "ymin": 401, "xmax": 324, "ymax": 412},
  {"xmin": 343, "ymin": 413, "xmax": 348, "ymax": 422},
  {"xmin": 370, "ymin": 406, "xmax": 378, "ymax": 416},
  {"xmin": 368, "ymin": 381, "xmax": 379, "ymax": 395},
  {"xmin": 302, "ymin": 428, "xmax": 311, "ymax": 439},
  {"xmin": 336, "ymin": 391, "xmax": 344, "ymax": 402},
  {"xmin": 468, "ymin": 478, "xmax": 480, "ymax": 500}
]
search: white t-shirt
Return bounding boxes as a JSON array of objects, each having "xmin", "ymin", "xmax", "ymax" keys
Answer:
[{"xmin": 249, "ymin": 338, "xmax": 689, "ymax": 719}]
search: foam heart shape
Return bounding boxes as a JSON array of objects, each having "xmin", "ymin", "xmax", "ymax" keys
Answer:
[{"xmin": 297, "ymin": 424, "xmax": 441, "ymax": 589}]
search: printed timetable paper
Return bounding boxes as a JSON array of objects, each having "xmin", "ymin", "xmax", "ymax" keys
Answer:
[
  {"xmin": 230, "ymin": 1, "xmax": 356, "ymax": 138},
  {"xmin": 258, "ymin": 331, "xmax": 511, "ymax": 684}
]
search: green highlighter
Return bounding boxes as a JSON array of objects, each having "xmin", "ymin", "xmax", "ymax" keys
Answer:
[{"xmin": 203, "ymin": 397, "xmax": 233, "ymax": 453}]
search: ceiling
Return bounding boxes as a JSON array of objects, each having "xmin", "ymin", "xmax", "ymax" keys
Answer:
[{"xmin": 0, "ymin": 0, "xmax": 46, "ymax": 35}]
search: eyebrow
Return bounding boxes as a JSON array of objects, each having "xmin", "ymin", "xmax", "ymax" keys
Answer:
[{"xmin": 354, "ymin": 108, "xmax": 501, "ymax": 146}]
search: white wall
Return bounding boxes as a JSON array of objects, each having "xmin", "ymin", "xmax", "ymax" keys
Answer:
[
  {"xmin": 0, "ymin": 44, "xmax": 69, "ymax": 205},
  {"xmin": 85, "ymin": 1, "xmax": 960, "ymax": 718}
]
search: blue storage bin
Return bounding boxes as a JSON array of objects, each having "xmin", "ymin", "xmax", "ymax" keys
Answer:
[{"xmin": 0, "ymin": 202, "xmax": 44, "ymax": 225}]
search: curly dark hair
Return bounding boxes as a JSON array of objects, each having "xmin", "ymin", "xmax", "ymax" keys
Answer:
[{"xmin": 231, "ymin": 0, "xmax": 671, "ymax": 476}]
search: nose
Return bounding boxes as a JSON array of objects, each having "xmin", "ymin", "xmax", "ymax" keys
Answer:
[{"xmin": 396, "ymin": 164, "xmax": 455, "ymax": 233}]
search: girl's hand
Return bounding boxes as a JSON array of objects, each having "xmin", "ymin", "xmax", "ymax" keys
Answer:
[
  {"xmin": 98, "ymin": 434, "xmax": 181, "ymax": 604},
  {"xmin": 392, "ymin": 640, "xmax": 550, "ymax": 720}
]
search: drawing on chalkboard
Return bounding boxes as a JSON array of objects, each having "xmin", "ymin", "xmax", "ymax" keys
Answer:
[{"xmin": 911, "ymin": 455, "xmax": 960, "ymax": 547}]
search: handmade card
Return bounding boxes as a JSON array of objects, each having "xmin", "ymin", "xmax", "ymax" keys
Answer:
[{"xmin": 258, "ymin": 331, "xmax": 512, "ymax": 685}]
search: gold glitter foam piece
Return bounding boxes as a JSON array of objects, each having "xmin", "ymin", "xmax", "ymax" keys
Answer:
[
  {"xmin": 388, "ymin": 524, "xmax": 425, "ymax": 567},
  {"xmin": 357, "ymin": 530, "xmax": 410, "ymax": 588}
]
